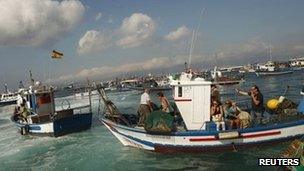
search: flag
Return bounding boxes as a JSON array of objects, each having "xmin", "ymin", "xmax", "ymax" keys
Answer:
[{"xmin": 51, "ymin": 50, "xmax": 63, "ymax": 59}]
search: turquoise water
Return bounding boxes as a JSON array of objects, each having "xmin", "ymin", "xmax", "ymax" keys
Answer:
[{"xmin": 0, "ymin": 72, "xmax": 303, "ymax": 170}]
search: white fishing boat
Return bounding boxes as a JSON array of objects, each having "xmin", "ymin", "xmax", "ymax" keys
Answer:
[
  {"xmin": 11, "ymin": 82, "xmax": 92, "ymax": 137},
  {"xmin": 0, "ymin": 91, "xmax": 19, "ymax": 106},
  {"xmin": 255, "ymin": 61, "xmax": 293, "ymax": 76},
  {"xmin": 290, "ymin": 57, "xmax": 304, "ymax": 71},
  {"xmin": 0, "ymin": 84, "xmax": 21, "ymax": 106},
  {"xmin": 99, "ymin": 72, "xmax": 304, "ymax": 153},
  {"xmin": 211, "ymin": 66, "xmax": 244, "ymax": 85}
]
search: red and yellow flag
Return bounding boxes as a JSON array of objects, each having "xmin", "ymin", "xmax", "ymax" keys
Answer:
[{"xmin": 51, "ymin": 50, "xmax": 63, "ymax": 59}]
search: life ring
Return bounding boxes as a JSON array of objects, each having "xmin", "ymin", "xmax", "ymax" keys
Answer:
[{"xmin": 61, "ymin": 99, "xmax": 71, "ymax": 110}]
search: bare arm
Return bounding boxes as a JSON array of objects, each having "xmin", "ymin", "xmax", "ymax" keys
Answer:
[{"xmin": 236, "ymin": 89, "xmax": 249, "ymax": 96}]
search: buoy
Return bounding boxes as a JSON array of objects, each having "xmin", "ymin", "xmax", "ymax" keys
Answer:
[{"xmin": 267, "ymin": 99, "xmax": 279, "ymax": 110}]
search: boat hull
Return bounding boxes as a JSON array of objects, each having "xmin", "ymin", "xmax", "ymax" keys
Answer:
[
  {"xmin": 11, "ymin": 113, "xmax": 92, "ymax": 137},
  {"xmin": 101, "ymin": 118, "xmax": 304, "ymax": 153},
  {"xmin": 255, "ymin": 70, "xmax": 293, "ymax": 76},
  {"xmin": 0, "ymin": 100, "xmax": 17, "ymax": 106},
  {"xmin": 212, "ymin": 80, "xmax": 244, "ymax": 85}
]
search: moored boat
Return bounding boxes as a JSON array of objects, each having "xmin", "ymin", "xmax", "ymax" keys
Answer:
[
  {"xmin": 0, "ymin": 84, "xmax": 20, "ymax": 106},
  {"xmin": 255, "ymin": 61, "xmax": 294, "ymax": 76},
  {"xmin": 0, "ymin": 92, "xmax": 19, "ymax": 106},
  {"xmin": 99, "ymin": 71, "xmax": 304, "ymax": 153},
  {"xmin": 211, "ymin": 67, "xmax": 244, "ymax": 85}
]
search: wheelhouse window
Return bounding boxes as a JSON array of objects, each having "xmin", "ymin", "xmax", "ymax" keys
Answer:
[{"xmin": 178, "ymin": 87, "xmax": 182, "ymax": 97}]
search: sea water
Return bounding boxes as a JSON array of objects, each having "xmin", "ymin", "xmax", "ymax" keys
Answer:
[{"xmin": 0, "ymin": 72, "xmax": 303, "ymax": 171}]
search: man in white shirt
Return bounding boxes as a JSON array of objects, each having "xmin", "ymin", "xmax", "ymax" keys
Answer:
[{"xmin": 137, "ymin": 89, "xmax": 152, "ymax": 126}]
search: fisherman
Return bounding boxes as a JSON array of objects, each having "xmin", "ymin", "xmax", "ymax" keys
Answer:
[
  {"xmin": 236, "ymin": 85, "xmax": 265, "ymax": 125},
  {"xmin": 17, "ymin": 99, "xmax": 29, "ymax": 123},
  {"xmin": 137, "ymin": 89, "xmax": 153, "ymax": 126},
  {"xmin": 157, "ymin": 92, "xmax": 172, "ymax": 113},
  {"xmin": 223, "ymin": 100, "xmax": 241, "ymax": 129},
  {"xmin": 210, "ymin": 99, "xmax": 225, "ymax": 131}
]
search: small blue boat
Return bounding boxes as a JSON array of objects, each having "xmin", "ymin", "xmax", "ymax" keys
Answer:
[{"xmin": 11, "ymin": 83, "xmax": 92, "ymax": 137}]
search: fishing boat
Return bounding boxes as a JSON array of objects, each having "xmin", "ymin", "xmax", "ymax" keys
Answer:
[
  {"xmin": 0, "ymin": 91, "xmax": 19, "ymax": 106},
  {"xmin": 130, "ymin": 78, "xmax": 171, "ymax": 91},
  {"xmin": 0, "ymin": 84, "xmax": 20, "ymax": 106},
  {"xmin": 11, "ymin": 82, "xmax": 92, "ymax": 137},
  {"xmin": 255, "ymin": 61, "xmax": 293, "ymax": 76},
  {"xmin": 117, "ymin": 79, "xmax": 139, "ymax": 92},
  {"xmin": 211, "ymin": 66, "xmax": 244, "ymax": 85},
  {"xmin": 99, "ymin": 71, "xmax": 304, "ymax": 153},
  {"xmin": 290, "ymin": 57, "xmax": 304, "ymax": 71}
]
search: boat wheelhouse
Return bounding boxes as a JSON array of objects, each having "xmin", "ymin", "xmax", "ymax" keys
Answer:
[
  {"xmin": 100, "ymin": 72, "xmax": 304, "ymax": 153},
  {"xmin": 11, "ymin": 83, "xmax": 92, "ymax": 137}
]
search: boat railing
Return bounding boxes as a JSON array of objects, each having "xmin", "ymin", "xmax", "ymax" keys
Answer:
[{"xmin": 71, "ymin": 105, "xmax": 91, "ymax": 115}]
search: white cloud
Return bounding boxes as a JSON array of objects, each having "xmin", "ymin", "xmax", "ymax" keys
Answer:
[
  {"xmin": 77, "ymin": 30, "xmax": 111, "ymax": 55},
  {"xmin": 95, "ymin": 12, "xmax": 102, "ymax": 21},
  {"xmin": 116, "ymin": 13, "xmax": 156, "ymax": 48},
  {"xmin": 0, "ymin": 0, "xmax": 85, "ymax": 46},
  {"xmin": 165, "ymin": 26, "xmax": 191, "ymax": 41}
]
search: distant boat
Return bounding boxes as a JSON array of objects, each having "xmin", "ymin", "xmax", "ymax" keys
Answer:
[
  {"xmin": 130, "ymin": 78, "xmax": 171, "ymax": 91},
  {"xmin": 211, "ymin": 67, "xmax": 244, "ymax": 85},
  {"xmin": 0, "ymin": 84, "xmax": 20, "ymax": 106},
  {"xmin": 255, "ymin": 61, "xmax": 293, "ymax": 76},
  {"xmin": 130, "ymin": 86, "xmax": 171, "ymax": 91},
  {"xmin": 11, "ymin": 82, "xmax": 92, "ymax": 137},
  {"xmin": 0, "ymin": 91, "xmax": 19, "ymax": 106},
  {"xmin": 289, "ymin": 57, "xmax": 304, "ymax": 71}
]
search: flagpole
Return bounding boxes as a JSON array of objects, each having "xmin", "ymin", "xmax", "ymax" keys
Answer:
[{"xmin": 49, "ymin": 53, "xmax": 52, "ymax": 86}]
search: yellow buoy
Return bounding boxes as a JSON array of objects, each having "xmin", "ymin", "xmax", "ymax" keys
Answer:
[{"xmin": 267, "ymin": 99, "xmax": 279, "ymax": 110}]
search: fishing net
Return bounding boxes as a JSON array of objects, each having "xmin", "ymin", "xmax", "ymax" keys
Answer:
[
  {"xmin": 267, "ymin": 98, "xmax": 297, "ymax": 115},
  {"xmin": 144, "ymin": 110, "xmax": 174, "ymax": 134}
]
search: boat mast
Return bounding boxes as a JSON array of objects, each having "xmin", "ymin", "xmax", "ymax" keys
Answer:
[
  {"xmin": 29, "ymin": 70, "xmax": 34, "ymax": 86},
  {"xmin": 269, "ymin": 42, "xmax": 273, "ymax": 61},
  {"xmin": 188, "ymin": 8, "xmax": 205, "ymax": 70}
]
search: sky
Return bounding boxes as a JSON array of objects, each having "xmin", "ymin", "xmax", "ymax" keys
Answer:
[{"xmin": 1, "ymin": 0, "xmax": 304, "ymax": 89}]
